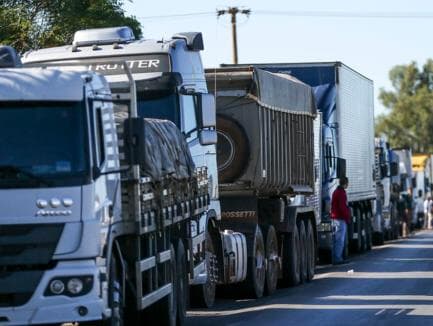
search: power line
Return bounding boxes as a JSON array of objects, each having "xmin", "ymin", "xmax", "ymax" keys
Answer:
[
  {"xmin": 254, "ymin": 10, "xmax": 433, "ymax": 19},
  {"xmin": 136, "ymin": 10, "xmax": 433, "ymax": 21},
  {"xmin": 137, "ymin": 11, "xmax": 214, "ymax": 20}
]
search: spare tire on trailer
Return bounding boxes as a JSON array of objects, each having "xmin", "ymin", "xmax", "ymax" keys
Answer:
[{"xmin": 216, "ymin": 115, "xmax": 250, "ymax": 183}]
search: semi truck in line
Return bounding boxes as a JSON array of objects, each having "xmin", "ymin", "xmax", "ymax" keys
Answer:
[
  {"xmin": 221, "ymin": 62, "xmax": 376, "ymax": 260},
  {"xmin": 372, "ymin": 137, "xmax": 400, "ymax": 244},
  {"xmin": 21, "ymin": 25, "xmax": 323, "ymax": 319},
  {"xmin": 205, "ymin": 66, "xmax": 321, "ymax": 297},
  {"xmin": 394, "ymin": 148, "xmax": 414, "ymax": 236},
  {"xmin": 412, "ymin": 154, "xmax": 431, "ymax": 228},
  {"xmin": 12, "ymin": 27, "xmax": 219, "ymax": 325}
]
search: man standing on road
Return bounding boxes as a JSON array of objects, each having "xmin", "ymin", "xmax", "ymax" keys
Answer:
[{"xmin": 331, "ymin": 177, "xmax": 350, "ymax": 265}]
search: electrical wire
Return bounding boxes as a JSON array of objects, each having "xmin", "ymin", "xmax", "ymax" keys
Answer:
[
  {"xmin": 254, "ymin": 10, "xmax": 433, "ymax": 19},
  {"xmin": 137, "ymin": 11, "xmax": 214, "ymax": 20}
]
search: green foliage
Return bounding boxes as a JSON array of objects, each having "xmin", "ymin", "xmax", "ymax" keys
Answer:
[
  {"xmin": 0, "ymin": 0, "xmax": 142, "ymax": 53},
  {"xmin": 376, "ymin": 59, "xmax": 433, "ymax": 153}
]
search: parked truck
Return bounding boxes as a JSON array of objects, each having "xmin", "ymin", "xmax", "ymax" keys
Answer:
[
  {"xmin": 394, "ymin": 148, "xmax": 414, "ymax": 235},
  {"xmin": 204, "ymin": 66, "xmax": 320, "ymax": 299},
  {"xmin": 372, "ymin": 137, "xmax": 399, "ymax": 244},
  {"xmin": 412, "ymin": 154, "xmax": 431, "ymax": 228},
  {"xmin": 222, "ymin": 62, "xmax": 376, "ymax": 259},
  {"xmin": 13, "ymin": 27, "xmax": 218, "ymax": 325}
]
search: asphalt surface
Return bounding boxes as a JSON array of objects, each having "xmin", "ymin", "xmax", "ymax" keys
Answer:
[{"xmin": 186, "ymin": 230, "xmax": 433, "ymax": 326}]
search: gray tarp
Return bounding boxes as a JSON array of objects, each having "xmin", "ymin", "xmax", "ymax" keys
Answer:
[
  {"xmin": 141, "ymin": 118, "xmax": 195, "ymax": 181},
  {"xmin": 253, "ymin": 68, "xmax": 316, "ymax": 115}
]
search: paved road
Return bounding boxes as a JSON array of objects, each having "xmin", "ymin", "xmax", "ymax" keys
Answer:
[{"xmin": 187, "ymin": 230, "xmax": 433, "ymax": 326}]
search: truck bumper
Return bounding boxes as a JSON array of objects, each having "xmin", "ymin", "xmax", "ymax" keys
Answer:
[{"xmin": 0, "ymin": 260, "xmax": 106, "ymax": 325}]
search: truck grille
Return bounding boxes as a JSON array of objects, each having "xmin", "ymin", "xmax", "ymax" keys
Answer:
[{"xmin": 0, "ymin": 224, "xmax": 64, "ymax": 307}]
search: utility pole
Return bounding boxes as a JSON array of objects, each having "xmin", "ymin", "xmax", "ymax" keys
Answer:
[{"xmin": 217, "ymin": 7, "xmax": 251, "ymax": 64}]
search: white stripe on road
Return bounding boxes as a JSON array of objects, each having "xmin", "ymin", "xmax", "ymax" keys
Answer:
[
  {"xmin": 320, "ymin": 295, "xmax": 433, "ymax": 301},
  {"xmin": 375, "ymin": 309, "xmax": 386, "ymax": 315},
  {"xmin": 314, "ymin": 271, "xmax": 433, "ymax": 280},
  {"xmin": 394, "ymin": 309, "xmax": 405, "ymax": 315},
  {"xmin": 188, "ymin": 304, "xmax": 433, "ymax": 317}
]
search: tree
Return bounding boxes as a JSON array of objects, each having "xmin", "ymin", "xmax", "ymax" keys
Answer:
[
  {"xmin": 0, "ymin": 0, "xmax": 142, "ymax": 53},
  {"xmin": 376, "ymin": 60, "xmax": 433, "ymax": 153}
]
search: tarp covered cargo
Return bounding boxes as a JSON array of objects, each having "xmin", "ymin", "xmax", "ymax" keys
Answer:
[{"xmin": 206, "ymin": 67, "xmax": 316, "ymax": 195}]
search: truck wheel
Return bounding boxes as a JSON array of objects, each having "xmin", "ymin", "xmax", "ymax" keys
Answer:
[
  {"xmin": 360, "ymin": 213, "xmax": 367, "ymax": 252},
  {"xmin": 343, "ymin": 225, "xmax": 349, "ymax": 260},
  {"xmin": 106, "ymin": 255, "xmax": 124, "ymax": 326},
  {"xmin": 350, "ymin": 208, "xmax": 362, "ymax": 253},
  {"xmin": 306, "ymin": 221, "xmax": 316, "ymax": 282},
  {"xmin": 190, "ymin": 232, "xmax": 216, "ymax": 308},
  {"xmin": 244, "ymin": 225, "xmax": 266, "ymax": 298},
  {"xmin": 263, "ymin": 225, "xmax": 278, "ymax": 295},
  {"xmin": 176, "ymin": 240, "xmax": 188, "ymax": 325},
  {"xmin": 366, "ymin": 212, "xmax": 372, "ymax": 250},
  {"xmin": 216, "ymin": 115, "xmax": 250, "ymax": 183},
  {"xmin": 280, "ymin": 223, "xmax": 301, "ymax": 287},
  {"xmin": 299, "ymin": 221, "xmax": 308, "ymax": 283},
  {"xmin": 152, "ymin": 244, "xmax": 177, "ymax": 326}
]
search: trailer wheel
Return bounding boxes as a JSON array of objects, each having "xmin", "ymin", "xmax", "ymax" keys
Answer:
[
  {"xmin": 366, "ymin": 212, "xmax": 372, "ymax": 250},
  {"xmin": 176, "ymin": 240, "xmax": 189, "ymax": 325},
  {"xmin": 190, "ymin": 232, "xmax": 216, "ymax": 308},
  {"xmin": 263, "ymin": 225, "xmax": 278, "ymax": 295},
  {"xmin": 350, "ymin": 208, "xmax": 362, "ymax": 253},
  {"xmin": 306, "ymin": 221, "xmax": 316, "ymax": 282},
  {"xmin": 153, "ymin": 244, "xmax": 177, "ymax": 326},
  {"xmin": 280, "ymin": 223, "xmax": 301, "ymax": 287},
  {"xmin": 105, "ymin": 255, "xmax": 124, "ymax": 326},
  {"xmin": 299, "ymin": 221, "xmax": 308, "ymax": 283},
  {"xmin": 360, "ymin": 213, "xmax": 367, "ymax": 252},
  {"xmin": 216, "ymin": 115, "xmax": 250, "ymax": 183},
  {"xmin": 244, "ymin": 225, "xmax": 266, "ymax": 298}
]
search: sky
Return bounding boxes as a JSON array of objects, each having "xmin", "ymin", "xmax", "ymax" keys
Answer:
[{"xmin": 124, "ymin": 0, "xmax": 433, "ymax": 117}]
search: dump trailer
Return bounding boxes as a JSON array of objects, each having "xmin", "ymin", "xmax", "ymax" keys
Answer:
[
  {"xmin": 19, "ymin": 27, "xmax": 218, "ymax": 324},
  {"xmin": 204, "ymin": 66, "xmax": 320, "ymax": 299},
  {"xmin": 221, "ymin": 62, "xmax": 377, "ymax": 258}
]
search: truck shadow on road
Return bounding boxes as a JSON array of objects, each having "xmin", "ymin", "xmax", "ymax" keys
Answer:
[{"xmin": 187, "ymin": 230, "xmax": 433, "ymax": 326}]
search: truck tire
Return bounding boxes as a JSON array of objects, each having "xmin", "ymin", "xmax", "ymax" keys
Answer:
[
  {"xmin": 190, "ymin": 231, "xmax": 216, "ymax": 308},
  {"xmin": 152, "ymin": 244, "xmax": 177, "ymax": 326},
  {"xmin": 244, "ymin": 225, "xmax": 266, "ymax": 298},
  {"xmin": 343, "ymin": 225, "xmax": 349, "ymax": 260},
  {"xmin": 299, "ymin": 221, "xmax": 308, "ymax": 283},
  {"xmin": 366, "ymin": 212, "xmax": 372, "ymax": 250},
  {"xmin": 105, "ymin": 255, "xmax": 124, "ymax": 326},
  {"xmin": 360, "ymin": 213, "xmax": 367, "ymax": 252},
  {"xmin": 176, "ymin": 240, "xmax": 188, "ymax": 325},
  {"xmin": 263, "ymin": 225, "xmax": 278, "ymax": 295},
  {"xmin": 306, "ymin": 220, "xmax": 315, "ymax": 282},
  {"xmin": 280, "ymin": 223, "xmax": 301, "ymax": 287},
  {"xmin": 350, "ymin": 208, "xmax": 362, "ymax": 253},
  {"xmin": 216, "ymin": 115, "xmax": 250, "ymax": 183}
]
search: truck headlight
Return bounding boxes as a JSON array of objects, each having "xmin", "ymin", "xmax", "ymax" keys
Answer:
[
  {"xmin": 67, "ymin": 278, "xmax": 84, "ymax": 295},
  {"xmin": 49, "ymin": 279, "xmax": 65, "ymax": 295}
]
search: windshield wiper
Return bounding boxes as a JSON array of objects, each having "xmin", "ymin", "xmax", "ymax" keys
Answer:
[{"xmin": 0, "ymin": 165, "xmax": 53, "ymax": 187}]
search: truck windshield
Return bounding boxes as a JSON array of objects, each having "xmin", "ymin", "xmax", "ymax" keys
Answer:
[
  {"xmin": 0, "ymin": 101, "xmax": 89, "ymax": 188},
  {"xmin": 137, "ymin": 92, "xmax": 180, "ymax": 127}
]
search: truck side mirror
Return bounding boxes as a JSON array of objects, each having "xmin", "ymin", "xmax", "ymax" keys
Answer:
[
  {"xmin": 390, "ymin": 162, "xmax": 399, "ymax": 177},
  {"xmin": 336, "ymin": 158, "xmax": 346, "ymax": 179},
  {"xmin": 197, "ymin": 93, "xmax": 216, "ymax": 129},
  {"xmin": 123, "ymin": 117, "xmax": 146, "ymax": 165},
  {"xmin": 199, "ymin": 130, "xmax": 217, "ymax": 145}
]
